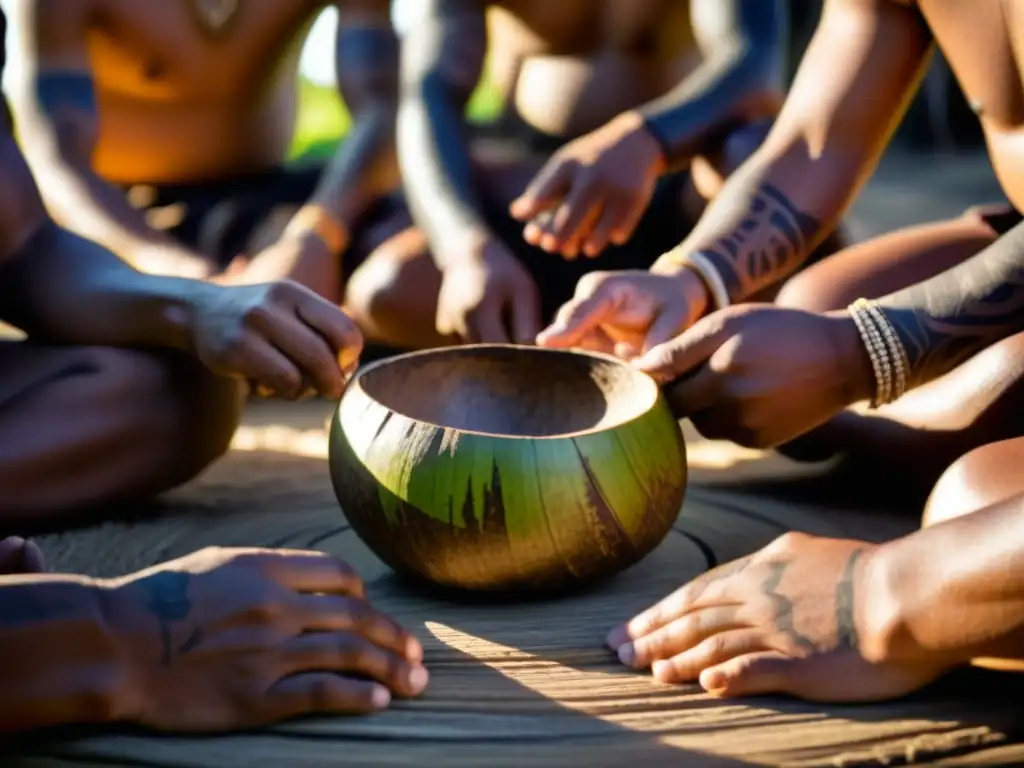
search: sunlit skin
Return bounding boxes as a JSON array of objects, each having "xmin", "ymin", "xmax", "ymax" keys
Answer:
[
  {"xmin": 6, "ymin": 0, "xmax": 403, "ymax": 304},
  {"xmin": 588, "ymin": 0, "xmax": 1024, "ymax": 701}
]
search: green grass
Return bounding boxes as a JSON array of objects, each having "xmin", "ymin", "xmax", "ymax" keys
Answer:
[{"xmin": 289, "ymin": 75, "xmax": 505, "ymax": 161}]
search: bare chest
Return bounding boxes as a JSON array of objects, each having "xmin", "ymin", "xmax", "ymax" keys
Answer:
[
  {"xmin": 88, "ymin": 0, "xmax": 324, "ymax": 101},
  {"xmin": 489, "ymin": 0, "xmax": 696, "ymax": 59}
]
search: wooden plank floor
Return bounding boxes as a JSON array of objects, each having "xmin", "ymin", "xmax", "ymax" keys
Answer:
[{"xmin": 3, "ymin": 398, "xmax": 1021, "ymax": 768}]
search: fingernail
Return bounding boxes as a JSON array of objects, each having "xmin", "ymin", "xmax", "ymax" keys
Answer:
[
  {"xmin": 371, "ymin": 685, "xmax": 392, "ymax": 710},
  {"xmin": 406, "ymin": 666, "xmax": 430, "ymax": 694},
  {"xmin": 607, "ymin": 626, "xmax": 630, "ymax": 649},
  {"xmin": 616, "ymin": 643, "xmax": 637, "ymax": 667}
]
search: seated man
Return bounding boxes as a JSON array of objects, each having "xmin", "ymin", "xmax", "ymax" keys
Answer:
[
  {"xmin": 6, "ymin": 0, "xmax": 403, "ymax": 306},
  {"xmin": 537, "ymin": 0, "xmax": 1024, "ymax": 489},
  {"xmin": 604, "ymin": 219, "xmax": 1024, "ymax": 700},
  {"xmin": 0, "ymin": 9, "xmax": 366, "ymax": 526},
  {"xmin": 0, "ymin": 8, "xmax": 427, "ymax": 730},
  {"xmin": 345, "ymin": 0, "xmax": 847, "ymax": 349}
]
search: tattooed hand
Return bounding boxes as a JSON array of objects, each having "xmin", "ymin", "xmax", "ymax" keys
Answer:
[
  {"xmin": 104, "ymin": 547, "xmax": 428, "ymax": 731},
  {"xmin": 607, "ymin": 533, "xmax": 949, "ymax": 702}
]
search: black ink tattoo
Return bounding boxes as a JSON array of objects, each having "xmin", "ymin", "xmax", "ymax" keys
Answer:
[
  {"xmin": 760, "ymin": 560, "xmax": 818, "ymax": 653},
  {"xmin": 138, "ymin": 572, "xmax": 195, "ymax": 667},
  {"xmin": 32, "ymin": 73, "xmax": 98, "ymax": 157},
  {"xmin": 834, "ymin": 548, "xmax": 864, "ymax": 650},
  {"xmin": 878, "ymin": 219, "xmax": 1024, "ymax": 388},
  {"xmin": 702, "ymin": 183, "xmax": 821, "ymax": 302}
]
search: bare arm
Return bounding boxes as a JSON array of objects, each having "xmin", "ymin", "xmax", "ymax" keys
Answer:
[
  {"xmin": 653, "ymin": 0, "xmax": 934, "ymax": 303},
  {"xmin": 5, "ymin": 0, "xmax": 210, "ymax": 277},
  {"xmin": 636, "ymin": 0, "xmax": 787, "ymax": 168},
  {"xmin": 0, "ymin": 122, "xmax": 208, "ymax": 352},
  {"xmin": 395, "ymin": 0, "xmax": 489, "ymax": 269},
  {"xmin": 869, "ymin": 220, "xmax": 1024, "ymax": 389},
  {"xmin": 866, "ymin": 494, "xmax": 1024, "ymax": 666},
  {"xmin": 283, "ymin": 0, "xmax": 400, "ymax": 258}
]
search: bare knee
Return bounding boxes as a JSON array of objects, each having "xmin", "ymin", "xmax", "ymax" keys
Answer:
[
  {"xmin": 344, "ymin": 229, "xmax": 444, "ymax": 348},
  {"xmin": 95, "ymin": 347, "xmax": 241, "ymax": 488},
  {"xmin": 923, "ymin": 437, "xmax": 1024, "ymax": 528}
]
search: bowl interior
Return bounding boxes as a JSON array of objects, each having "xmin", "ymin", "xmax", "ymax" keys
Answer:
[{"xmin": 355, "ymin": 345, "xmax": 660, "ymax": 438}]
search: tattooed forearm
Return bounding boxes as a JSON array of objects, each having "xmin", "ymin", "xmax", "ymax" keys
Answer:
[
  {"xmin": 834, "ymin": 548, "xmax": 865, "ymax": 650},
  {"xmin": 686, "ymin": 183, "xmax": 822, "ymax": 302},
  {"xmin": 137, "ymin": 571, "xmax": 201, "ymax": 667},
  {"xmin": 876, "ymin": 219, "xmax": 1024, "ymax": 388}
]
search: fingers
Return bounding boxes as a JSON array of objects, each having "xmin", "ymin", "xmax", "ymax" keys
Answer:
[
  {"xmin": 296, "ymin": 593, "xmax": 423, "ymax": 663},
  {"xmin": 259, "ymin": 310, "xmax": 346, "ymax": 400},
  {"xmin": 235, "ymin": 334, "xmax": 306, "ymax": 399},
  {"xmin": 632, "ymin": 313, "xmax": 733, "ymax": 383},
  {"xmin": 294, "ymin": 297, "xmax": 364, "ymax": 380},
  {"xmin": 469, "ymin": 303, "xmax": 511, "ymax": 344},
  {"xmin": 0, "ymin": 536, "xmax": 45, "ymax": 574},
  {"xmin": 615, "ymin": 606, "xmax": 745, "ymax": 671},
  {"xmin": 699, "ymin": 652, "xmax": 801, "ymax": 698},
  {"xmin": 255, "ymin": 550, "xmax": 366, "ymax": 599},
  {"xmin": 537, "ymin": 186, "xmax": 602, "ymax": 256},
  {"xmin": 536, "ymin": 287, "xmax": 615, "ymax": 348},
  {"xmin": 510, "ymin": 161, "xmax": 573, "ymax": 222},
  {"xmin": 583, "ymin": 198, "xmax": 632, "ymax": 258},
  {"xmin": 280, "ymin": 631, "xmax": 429, "ymax": 699},
  {"xmin": 606, "ymin": 557, "xmax": 750, "ymax": 650},
  {"xmin": 651, "ymin": 631, "xmax": 775, "ymax": 685},
  {"xmin": 266, "ymin": 671, "xmax": 393, "ymax": 718}
]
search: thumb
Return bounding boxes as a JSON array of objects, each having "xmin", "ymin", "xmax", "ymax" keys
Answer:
[
  {"xmin": 510, "ymin": 162, "xmax": 573, "ymax": 221},
  {"xmin": 632, "ymin": 315, "xmax": 730, "ymax": 384},
  {"xmin": 536, "ymin": 290, "xmax": 614, "ymax": 348}
]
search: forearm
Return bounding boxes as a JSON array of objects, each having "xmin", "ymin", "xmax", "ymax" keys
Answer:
[
  {"xmin": 0, "ymin": 218, "xmax": 208, "ymax": 351},
  {"xmin": 865, "ymin": 494, "xmax": 1024, "ymax": 665},
  {"xmin": 303, "ymin": 102, "xmax": 399, "ymax": 246},
  {"xmin": 28, "ymin": 156, "xmax": 209, "ymax": 277},
  {"xmin": 636, "ymin": 47, "xmax": 782, "ymax": 170},
  {"xmin": 397, "ymin": 90, "xmax": 489, "ymax": 268},
  {"xmin": 652, "ymin": 143, "xmax": 870, "ymax": 300},
  {"xmin": 872, "ymin": 222, "xmax": 1024, "ymax": 389},
  {"xmin": 0, "ymin": 575, "xmax": 125, "ymax": 732}
]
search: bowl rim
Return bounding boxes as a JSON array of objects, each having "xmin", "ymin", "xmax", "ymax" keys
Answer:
[{"xmin": 341, "ymin": 343, "xmax": 668, "ymax": 440}]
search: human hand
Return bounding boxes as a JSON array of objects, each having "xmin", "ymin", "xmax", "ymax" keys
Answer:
[
  {"xmin": 606, "ymin": 533, "xmax": 949, "ymax": 702},
  {"xmin": 509, "ymin": 112, "xmax": 667, "ymax": 259},
  {"xmin": 106, "ymin": 547, "xmax": 428, "ymax": 731},
  {"xmin": 436, "ymin": 236, "xmax": 541, "ymax": 343},
  {"xmin": 224, "ymin": 231, "xmax": 342, "ymax": 303},
  {"xmin": 536, "ymin": 269, "xmax": 708, "ymax": 357},
  {"xmin": 0, "ymin": 536, "xmax": 46, "ymax": 574},
  {"xmin": 188, "ymin": 280, "xmax": 363, "ymax": 400},
  {"xmin": 633, "ymin": 305, "xmax": 875, "ymax": 448}
]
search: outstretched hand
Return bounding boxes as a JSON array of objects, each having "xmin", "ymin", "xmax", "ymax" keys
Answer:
[
  {"xmin": 607, "ymin": 533, "xmax": 949, "ymax": 702},
  {"xmin": 633, "ymin": 305, "xmax": 875, "ymax": 449},
  {"xmin": 509, "ymin": 112, "xmax": 667, "ymax": 260}
]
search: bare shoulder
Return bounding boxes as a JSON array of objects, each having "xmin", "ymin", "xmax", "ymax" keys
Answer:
[{"xmin": 4, "ymin": 0, "xmax": 96, "ymax": 54}]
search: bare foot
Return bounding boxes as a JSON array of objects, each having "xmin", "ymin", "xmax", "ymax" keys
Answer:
[{"xmin": 0, "ymin": 536, "xmax": 46, "ymax": 574}]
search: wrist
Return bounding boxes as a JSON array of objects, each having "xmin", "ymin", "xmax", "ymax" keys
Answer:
[
  {"xmin": 617, "ymin": 110, "xmax": 670, "ymax": 175},
  {"xmin": 824, "ymin": 310, "xmax": 878, "ymax": 407},
  {"xmin": 282, "ymin": 204, "xmax": 350, "ymax": 259},
  {"xmin": 651, "ymin": 257, "xmax": 713, "ymax": 320},
  {"xmin": 437, "ymin": 227, "xmax": 495, "ymax": 270}
]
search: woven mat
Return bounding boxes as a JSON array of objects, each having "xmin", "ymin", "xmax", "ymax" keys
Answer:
[{"xmin": 8, "ymin": 401, "xmax": 1023, "ymax": 768}]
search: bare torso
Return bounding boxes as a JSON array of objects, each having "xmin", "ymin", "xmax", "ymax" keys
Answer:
[
  {"xmin": 913, "ymin": 0, "xmax": 1024, "ymax": 209},
  {"xmin": 485, "ymin": 0, "xmax": 702, "ymax": 140},
  {"xmin": 88, "ymin": 0, "xmax": 324, "ymax": 184}
]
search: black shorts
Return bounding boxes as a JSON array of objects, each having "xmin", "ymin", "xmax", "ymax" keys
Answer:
[{"xmin": 124, "ymin": 164, "xmax": 400, "ymax": 270}]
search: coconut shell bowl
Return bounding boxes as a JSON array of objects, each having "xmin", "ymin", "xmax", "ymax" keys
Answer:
[{"xmin": 328, "ymin": 344, "xmax": 688, "ymax": 594}]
